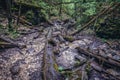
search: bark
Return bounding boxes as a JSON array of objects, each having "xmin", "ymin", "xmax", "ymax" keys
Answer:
[
  {"xmin": 42, "ymin": 28, "xmax": 62, "ymax": 80},
  {"xmin": 5, "ymin": 0, "xmax": 13, "ymax": 31},
  {"xmin": 16, "ymin": 1, "xmax": 22, "ymax": 25},
  {"xmin": 0, "ymin": 35, "xmax": 26, "ymax": 49},
  {"xmin": 13, "ymin": 15, "xmax": 32, "ymax": 26},
  {"xmin": 76, "ymin": 47, "xmax": 120, "ymax": 67}
]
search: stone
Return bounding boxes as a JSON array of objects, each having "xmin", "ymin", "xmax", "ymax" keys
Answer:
[{"xmin": 10, "ymin": 63, "xmax": 21, "ymax": 75}]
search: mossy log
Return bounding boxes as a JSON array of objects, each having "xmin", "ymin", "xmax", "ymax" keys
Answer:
[
  {"xmin": 63, "ymin": 35, "xmax": 74, "ymax": 42},
  {"xmin": 42, "ymin": 28, "xmax": 62, "ymax": 80}
]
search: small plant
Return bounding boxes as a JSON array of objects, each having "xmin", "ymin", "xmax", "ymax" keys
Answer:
[
  {"xmin": 9, "ymin": 30, "xmax": 20, "ymax": 39},
  {"xmin": 86, "ymin": 62, "xmax": 91, "ymax": 74},
  {"xmin": 26, "ymin": 10, "xmax": 34, "ymax": 22},
  {"xmin": 101, "ymin": 38, "xmax": 107, "ymax": 42}
]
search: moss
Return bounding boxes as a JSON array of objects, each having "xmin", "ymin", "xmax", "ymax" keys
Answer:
[
  {"xmin": 74, "ymin": 60, "xmax": 81, "ymax": 67},
  {"xmin": 63, "ymin": 36, "xmax": 74, "ymax": 42},
  {"xmin": 26, "ymin": 10, "xmax": 34, "ymax": 19},
  {"xmin": 54, "ymin": 63, "xmax": 59, "ymax": 72},
  {"xmin": 50, "ymin": 8, "xmax": 59, "ymax": 16},
  {"xmin": 9, "ymin": 30, "xmax": 20, "ymax": 39},
  {"xmin": 86, "ymin": 63, "xmax": 91, "ymax": 75}
]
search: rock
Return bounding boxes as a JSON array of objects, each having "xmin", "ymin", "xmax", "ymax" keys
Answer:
[
  {"xmin": 89, "ymin": 70, "xmax": 106, "ymax": 80},
  {"xmin": 98, "ymin": 50, "xmax": 107, "ymax": 58},
  {"xmin": 26, "ymin": 47, "xmax": 35, "ymax": 54},
  {"xmin": 106, "ymin": 69, "xmax": 120, "ymax": 76},
  {"xmin": 29, "ymin": 71, "xmax": 42, "ymax": 80},
  {"xmin": 113, "ymin": 55, "xmax": 120, "ymax": 61},
  {"xmin": 75, "ymin": 55, "xmax": 87, "ymax": 64},
  {"xmin": 57, "ymin": 48, "xmax": 78, "ymax": 68},
  {"xmin": 83, "ymin": 39, "xmax": 92, "ymax": 44},
  {"xmin": 10, "ymin": 63, "xmax": 21, "ymax": 75},
  {"xmin": 69, "ymin": 40, "xmax": 87, "ymax": 49},
  {"xmin": 11, "ymin": 75, "xmax": 22, "ymax": 80}
]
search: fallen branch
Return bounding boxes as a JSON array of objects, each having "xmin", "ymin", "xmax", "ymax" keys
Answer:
[
  {"xmin": 13, "ymin": 15, "xmax": 32, "ymax": 26},
  {"xmin": 0, "ymin": 35, "xmax": 26, "ymax": 49}
]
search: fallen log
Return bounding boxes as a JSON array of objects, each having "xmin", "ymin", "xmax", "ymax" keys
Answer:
[
  {"xmin": 76, "ymin": 47, "xmax": 120, "ymax": 68},
  {"xmin": 0, "ymin": 35, "xmax": 26, "ymax": 49},
  {"xmin": 90, "ymin": 61, "xmax": 120, "ymax": 80},
  {"xmin": 42, "ymin": 28, "xmax": 62, "ymax": 80},
  {"xmin": 63, "ymin": 35, "xmax": 75, "ymax": 42},
  {"xmin": 0, "ymin": 41, "xmax": 18, "ymax": 49},
  {"xmin": 13, "ymin": 15, "xmax": 32, "ymax": 26}
]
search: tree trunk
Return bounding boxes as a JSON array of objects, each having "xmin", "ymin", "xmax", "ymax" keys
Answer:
[
  {"xmin": 17, "ymin": 1, "xmax": 22, "ymax": 25},
  {"xmin": 59, "ymin": 0, "xmax": 62, "ymax": 19},
  {"xmin": 74, "ymin": 3, "xmax": 77, "ymax": 21},
  {"xmin": 5, "ymin": 0, "xmax": 13, "ymax": 31}
]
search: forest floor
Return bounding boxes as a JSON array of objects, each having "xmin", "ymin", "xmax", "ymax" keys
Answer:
[{"xmin": 0, "ymin": 16, "xmax": 120, "ymax": 80}]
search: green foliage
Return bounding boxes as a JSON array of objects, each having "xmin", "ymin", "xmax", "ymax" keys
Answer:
[
  {"xmin": 26, "ymin": 10, "xmax": 34, "ymax": 21},
  {"xmin": 117, "ymin": 0, "xmax": 120, "ymax": 2},
  {"xmin": 63, "ymin": 3, "xmax": 75, "ymax": 16},
  {"xmin": 15, "ymin": 0, "xmax": 117, "ymax": 26},
  {"xmin": 50, "ymin": 7, "xmax": 59, "ymax": 16},
  {"xmin": 41, "ymin": 9, "xmax": 49, "ymax": 20},
  {"xmin": 82, "ymin": 2, "xmax": 97, "ymax": 16},
  {"xmin": 19, "ymin": 0, "xmax": 51, "ymax": 24},
  {"xmin": 58, "ymin": 66, "xmax": 64, "ymax": 72},
  {"xmin": 0, "ymin": 25, "xmax": 19, "ymax": 39},
  {"xmin": 101, "ymin": 38, "xmax": 107, "ymax": 42},
  {"xmin": 0, "ymin": 24, "xmax": 5, "ymax": 33},
  {"xmin": 9, "ymin": 30, "xmax": 20, "ymax": 39},
  {"xmin": 94, "ymin": 7, "xmax": 120, "ymax": 39},
  {"xmin": 37, "ymin": 1, "xmax": 50, "ymax": 20}
]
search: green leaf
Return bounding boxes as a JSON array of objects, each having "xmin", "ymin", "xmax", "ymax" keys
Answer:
[{"xmin": 58, "ymin": 66, "xmax": 64, "ymax": 71}]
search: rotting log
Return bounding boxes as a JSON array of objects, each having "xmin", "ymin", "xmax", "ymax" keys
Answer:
[
  {"xmin": 76, "ymin": 47, "xmax": 120, "ymax": 68},
  {"xmin": 90, "ymin": 61, "xmax": 120, "ymax": 80},
  {"xmin": 42, "ymin": 28, "xmax": 62, "ymax": 80}
]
